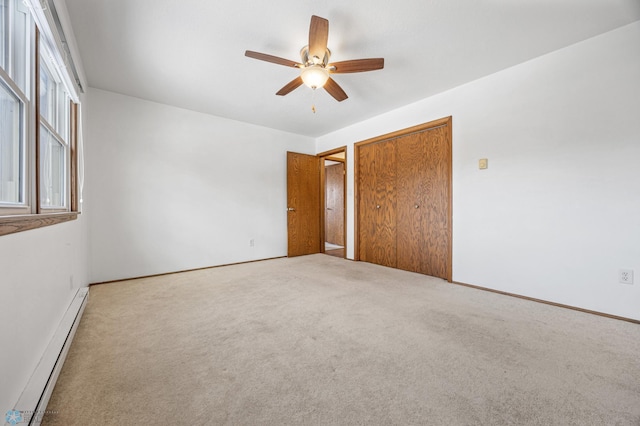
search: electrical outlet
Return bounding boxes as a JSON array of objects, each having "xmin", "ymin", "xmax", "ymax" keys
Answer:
[
  {"xmin": 619, "ymin": 269, "xmax": 634, "ymax": 284},
  {"xmin": 249, "ymin": 239, "xmax": 255, "ymax": 247}
]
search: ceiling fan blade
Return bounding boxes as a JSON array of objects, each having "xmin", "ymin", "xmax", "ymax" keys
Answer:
[
  {"xmin": 276, "ymin": 77, "xmax": 304, "ymax": 96},
  {"xmin": 329, "ymin": 58, "xmax": 385, "ymax": 73},
  {"xmin": 324, "ymin": 77, "xmax": 348, "ymax": 102},
  {"xmin": 245, "ymin": 51, "xmax": 301, "ymax": 68},
  {"xmin": 308, "ymin": 15, "xmax": 329, "ymax": 61}
]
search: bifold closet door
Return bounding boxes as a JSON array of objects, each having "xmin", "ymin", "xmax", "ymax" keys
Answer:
[
  {"xmin": 396, "ymin": 127, "xmax": 450, "ymax": 278},
  {"xmin": 358, "ymin": 140, "xmax": 397, "ymax": 268},
  {"xmin": 422, "ymin": 125, "xmax": 450, "ymax": 279},
  {"xmin": 396, "ymin": 132, "xmax": 426, "ymax": 273}
]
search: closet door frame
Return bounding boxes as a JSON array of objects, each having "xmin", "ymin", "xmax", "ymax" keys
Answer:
[{"xmin": 354, "ymin": 116, "xmax": 453, "ymax": 281}]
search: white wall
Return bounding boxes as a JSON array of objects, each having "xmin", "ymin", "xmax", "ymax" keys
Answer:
[
  {"xmin": 0, "ymin": 0, "xmax": 91, "ymax": 413},
  {"xmin": 85, "ymin": 88, "xmax": 315, "ymax": 283},
  {"xmin": 0, "ymin": 207, "xmax": 89, "ymax": 412},
  {"xmin": 317, "ymin": 22, "xmax": 640, "ymax": 320}
]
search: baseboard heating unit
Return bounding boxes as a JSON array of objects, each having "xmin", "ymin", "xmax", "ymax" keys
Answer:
[{"xmin": 6, "ymin": 287, "xmax": 89, "ymax": 426}]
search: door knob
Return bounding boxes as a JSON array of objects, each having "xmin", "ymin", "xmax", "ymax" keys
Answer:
[
  {"xmin": 287, "ymin": 207, "xmax": 295, "ymax": 211},
  {"xmin": 376, "ymin": 205, "xmax": 381, "ymax": 209},
  {"xmin": 414, "ymin": 204, "xmax": 420, "ymax": 209}
]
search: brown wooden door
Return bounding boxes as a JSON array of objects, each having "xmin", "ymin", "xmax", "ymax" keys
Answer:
[
  {"xmin": 287, "ymin": 152, "xmax": 321, "ymax": 257},
  {"xmin": 396, "ymin": 126, "xmax": 450, "ymax": 279},
  {"xmin": 325, "ymin": 163, "xmax": 344, "ymax": 245},
  {"xmin": 358, "ymin": 140, "xmax": 397, "ymax": 268},
  {"xmin": 396, "ymin": 132, "xmax": 426, "ymax": 273},
  {"xmin": 421, "ymin": 126, "xmax": 451, "ymax": 279}
]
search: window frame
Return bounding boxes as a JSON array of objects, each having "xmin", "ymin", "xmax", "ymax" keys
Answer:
[{"xmin": 0, "ymin": 15, "xmax": 79, "ymax": 237}]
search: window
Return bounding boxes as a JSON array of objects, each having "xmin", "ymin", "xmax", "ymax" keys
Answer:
[
  {"xmin": 39, "ymin": 38, "xmax": 71, "ymax": 210},
  {"xmin": 0, "ymin": 0, "xmax": 80, "ymax": 236}
]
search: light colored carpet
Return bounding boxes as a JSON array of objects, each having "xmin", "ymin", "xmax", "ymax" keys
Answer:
[{"xmin": 43, "ymin": 254, "xmax": 640, "ymax": 425}]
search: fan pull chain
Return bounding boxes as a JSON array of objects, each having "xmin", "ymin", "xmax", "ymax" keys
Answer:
[{"xmin": 311, "ymin": 88, "xmax": 317, "ymax": 113}]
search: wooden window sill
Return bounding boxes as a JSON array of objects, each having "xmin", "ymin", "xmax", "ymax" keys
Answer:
[{"xmin": 0, "ymin": 212, "xmax": 79, "ymax": 237}]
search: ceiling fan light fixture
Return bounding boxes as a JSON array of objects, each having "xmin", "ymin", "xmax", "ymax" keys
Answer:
[
  {"xmin": 245, "ymin": 15, "xmax": 383, "ymax": 102},
  {"xmin": 301, "ymin": 65, "xmax": 329, "ymax": 89}
]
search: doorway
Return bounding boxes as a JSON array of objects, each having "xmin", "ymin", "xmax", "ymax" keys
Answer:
[{"xmin": 319, "ymin": 147, "xmax": 346, "ymax": 259}]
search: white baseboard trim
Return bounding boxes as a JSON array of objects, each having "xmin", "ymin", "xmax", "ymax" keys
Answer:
[{"xmin": 5, "ymin": 287, "xmax": 89, "ymax": 426}]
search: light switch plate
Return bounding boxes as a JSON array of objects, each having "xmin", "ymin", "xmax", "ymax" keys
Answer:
[{"xmin": 479, "ymin": 158, "xmax": 488, "ymax": 169}]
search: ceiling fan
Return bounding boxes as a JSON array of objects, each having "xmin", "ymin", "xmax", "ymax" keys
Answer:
[{"xmin": 245, "ymin": 15, "xmax": 384, "ymax": 102}]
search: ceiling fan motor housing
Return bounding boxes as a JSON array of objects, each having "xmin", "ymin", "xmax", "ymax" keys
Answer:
[{"xmin": 300, "ymin": 45, "xmax": 331, "ymax": 67}]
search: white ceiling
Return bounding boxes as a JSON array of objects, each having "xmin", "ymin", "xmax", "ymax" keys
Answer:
[{"xmin": 63, "ymin": 0, "xmax": 640, "ymax": 138}]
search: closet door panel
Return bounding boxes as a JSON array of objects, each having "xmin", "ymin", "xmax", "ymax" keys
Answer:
[
  {"xmin": 358, "ymin": 140, "xmax": 397, "ymax": 268},
  {"xmin": 422, "ymin": 126, "xmax": 450, "ymax": 279},
  {"xmin": 358, "ymin": 144, "xmax": 377, "ymax": 263},
  {"xmin": 373, "ymin": 140, "xmax": 397, "ymax": 268},
  {"xmin": 396, "ymin": 133, "xmax": 426, "ymax": 273}
]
